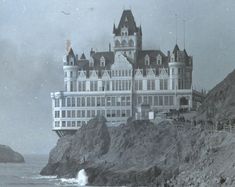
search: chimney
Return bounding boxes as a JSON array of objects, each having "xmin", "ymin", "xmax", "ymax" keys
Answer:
[{"xmin": 109, "ymin": 43, "xmax": 111, "ymax": 52}]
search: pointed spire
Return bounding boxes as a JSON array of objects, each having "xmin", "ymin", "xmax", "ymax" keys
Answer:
[{"xmin": 173, "ymin": 44, "xmax": 180, "ymax": 54}]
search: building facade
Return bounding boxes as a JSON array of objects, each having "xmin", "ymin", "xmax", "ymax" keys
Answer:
[{"xmin": 51, "ymin": 10, "xmax": 196, "ymax": 137}]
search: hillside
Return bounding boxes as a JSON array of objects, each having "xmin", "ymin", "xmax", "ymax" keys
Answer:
[{"xmin": 198, "ymin": 69, "xmax": 235, "ymax": 122}]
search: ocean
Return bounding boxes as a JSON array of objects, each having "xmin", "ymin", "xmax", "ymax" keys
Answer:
[{"xmin": 0, "ymin": 154, "xmax": 88, "ymax": 187}]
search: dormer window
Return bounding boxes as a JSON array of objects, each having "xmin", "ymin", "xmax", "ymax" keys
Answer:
[
  {"xmin": 89, "ymin": 57, "xmax": 94, "ymax": 67},
  {"xmin": 100, "ymin": 56, "xmax": 105, "ymax": 67},
  {"xmin": 157, "ymin": 54, "xmax": 162, "ymax": 65},
  {"xmin": 144, "ymin": 54, "xmax": 150, "ymax": 66}
]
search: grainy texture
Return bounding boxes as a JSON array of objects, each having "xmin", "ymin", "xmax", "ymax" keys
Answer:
[{"xmin": 0, "ymin": 144, "xmax": 24, "ymax": 163}]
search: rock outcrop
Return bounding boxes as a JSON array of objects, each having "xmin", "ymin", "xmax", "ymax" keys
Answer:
[
  {"xmin": 0, "ymin": 144, "xmax": 24, "ymax": 163},
  {"xmin": 41, "ymin": 114, "xmax": 235, "ymax": 186},
  {"xmin": 41, "ymin": 116, "xmax": 201, "ymax": 186}
]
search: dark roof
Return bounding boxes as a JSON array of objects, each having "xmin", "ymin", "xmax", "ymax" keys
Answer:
[
  {"xmin": 77, "ymin": 51, "xmax": 114, "ymax": 77},
  {"xmin": 80, "ymin": 53, "xmax": 86, "ymax": 60},
  {"xmin": 172, "ymin": 45, "xmax": 192, "ymax": 66},
  {"xmin": 135, "ymin": 50, "xmax": 169, "ymax": 75},
  {"xmin": 173, "ymin": 44, "xmax": 180, "ymax": 54},
  {"xmin": 113, "ymin": 10, "xmax": 141, "ymax": 36},
  {"xmin": 67, "ymin": 47, "xmax": 75, "ymax": 57}
]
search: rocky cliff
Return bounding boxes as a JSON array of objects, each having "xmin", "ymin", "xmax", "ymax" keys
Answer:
[
  {"xmin": 198, "ymin": 69, "xmax": 235, "ymax": 121},
  {"xmin": 0, "ymin": 144, "xmax": 24, "ymax": 163},
  {"xmin": 42, "ymin": 116, "xmax": 224, "ymax": 186}
]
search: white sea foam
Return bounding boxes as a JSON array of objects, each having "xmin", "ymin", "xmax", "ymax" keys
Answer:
[
  {"xmin": 33, "ymin": 175, "xmax": 57, "ymax": 179},
  {"xmin": 60, "ymin": 169, "xmax": 88, "ymax": 186}
]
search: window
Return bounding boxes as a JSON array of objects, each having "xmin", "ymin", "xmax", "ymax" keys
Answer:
[
  {"xmin": 159, "ymin": 96, "xmax": 163, "ymax": 106},
  {"xmin": 129, "ymin": 39, "xmax": 134, "ymax": 47},
  {"xmin": 72, "ymin": 97, "xmax": 75, "ymax": 107},
  {"xmin": 62, "ymin": 121, "xmax": 66, "ymax": 127},
  {"xmin": 90, "ymin": 81, "xmax": 98, "ymax": 91},
  {"xmin": 55, "ymin": 111, "xmax": 60, "ymax": 118},
  {"xmin": 67, "ymin": 98, "xmax": 71, "ymax": 107},
  {"xmin": 55, "ymin": 99, "xmax": 60, "ymax": 107},
  {"xmin": 81, "ymin": 97, "xmax": 85, "ymax": 106},
  {"xmin": 67, "ymin": 110, "xmax": 71, "ymax": 118},
  {"xmin": 169, "ymin": 96, "xmax": 174, "ymax": 105},
  {"xmin": 157, "ymin": 54, "xmax": 162, "ymax": 65},
  {"xmin": 77, "ymin": 110, "xmax": 81, "ymax": 117},
  {"xmin": 91, "ymin": 97, "xmax": 95, "ymax": 106},
  {"xmin": 77, "ymin": 98, "xmax": 80, "ymax": 107},
  {"xmin": 144, "ymin": 55, "xmax": 150, "ymax": 66},
  {"xmin": 138, "ymin": 96, "xmax": 142, "ymax": 104},
  {"xmin": 115, "ymin": 40, "xmax": 120, "ymax": 47},
  {"xmin": 121, "ymin": 40, "xmax": 127, "ymax": 46},
  {"xmin": 107, "ymin": 97, "xmax": 111, "ymax": 106},
  {"xmin": 72, "ymin": 110, "xmax": 75, "ymax": 118},
  {"xmin": 62, "ymin": 111, "xmax": 66, "ymax": 118},
  {"xmin": 86, "ymin": 97, "xmax": 91, "ymax": 106},
  {"xmin": 154, "ymin": 96, "xmax": 158, "ymax": 106},
  {"xmin": 147, "ymin": 80, "xmax": 155, "ymax": 90},
  {"xmin": 135, "ymin": 80, "xmax": 143, "ymax": 90},
  {"xmin": 61, "ymin": 98, "xmax": 65, "ymax": 107},
  {"xmin": 100, "ymin": 56, "xmax": 105, "ymax": 67},
  {"xmin": 160, "ymin": 79, "xmax": 168, "ymax": 90}
]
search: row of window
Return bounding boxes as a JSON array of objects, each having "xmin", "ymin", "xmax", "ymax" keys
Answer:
[
  {"xmin": 54, "ymin": 109, "xmax": 131, "ymax": 119},
  {"xmin": 54, "ymin": 121, "xmax": 85, "ymax": 128},
  {"xmin": 66, "ymin": 79, "xmax": 169, "ymax": 92},
  {"xmin": 137, "ymin": 95, "xmax": 174, "ymax": 106},
  {"xmin": 54, "ymin": 96, "xmax": 132, "ymax": 108}
]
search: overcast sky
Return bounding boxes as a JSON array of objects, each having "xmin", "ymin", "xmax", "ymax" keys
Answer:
[{"xmin": 0, "ymin": 0, "xmax": 235, "ymax": 154}]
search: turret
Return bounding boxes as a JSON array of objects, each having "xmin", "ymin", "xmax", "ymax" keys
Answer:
[
  {"xmin": 169, "ymin": 44, "xmax": 187, "ymax": 90},
  {"xmin": 63, "ymin": 40, "xmax": 78, "ymax": 92},
  {"xmin": 113, "ymin": 9, "xmax": 142, "ymax": 62}
]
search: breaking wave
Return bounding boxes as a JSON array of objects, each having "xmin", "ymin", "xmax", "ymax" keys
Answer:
[{"xmin": 60, "ymin": 169, "xmax": 88, "ymax": 186}]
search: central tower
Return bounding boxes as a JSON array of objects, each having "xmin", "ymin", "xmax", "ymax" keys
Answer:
[{"xmin": 113, "ymin": 10, "xmax": 142, "ymax": 63}]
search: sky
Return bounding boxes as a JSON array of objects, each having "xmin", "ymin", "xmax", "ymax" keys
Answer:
[{"xmin": 0, "ymin": 0, "xmax": 235, "ymax": 154}]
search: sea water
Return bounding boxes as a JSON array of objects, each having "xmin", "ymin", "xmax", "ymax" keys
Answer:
[{"xmin": 0, "ymin": 155, "xmax": 90, "ymax": 187}]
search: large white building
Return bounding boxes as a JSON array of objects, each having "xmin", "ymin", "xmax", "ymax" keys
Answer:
[{"xmin": 51, "ymin": 10, "xmax": 200, "ymax": 137}]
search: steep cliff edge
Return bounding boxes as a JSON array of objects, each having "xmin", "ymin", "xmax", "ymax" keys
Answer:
[
  {"xmin": 0, "ymin": 144, "xmax": 24, "ymax": 163},
  {"xmin": 198, "ymin": 69, "xmax": 235, "ymax": 121},
  {"xmin": 41, "ymin": 116, "xmax": 209, "ymax": 186}
]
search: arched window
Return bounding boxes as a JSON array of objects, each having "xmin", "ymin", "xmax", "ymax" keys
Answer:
[
  {"xmin": 121, "ymin": 39, "xmax": 127, "ymax": 46},
  {"xmin": 129, "ymin": 39, "xmax": 134, "ymax": 47},
  {"xmin": 100, "ymin": 56, "xmax": 105, "ymax": 67},
  {"xmin": 115, "ymin": 40, "xmax": 120, "ymax": 47}
]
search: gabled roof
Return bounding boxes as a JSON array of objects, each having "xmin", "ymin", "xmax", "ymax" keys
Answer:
[{"xmin": 113, "ymin": 9, "xmax": 141, "ymax": 36}]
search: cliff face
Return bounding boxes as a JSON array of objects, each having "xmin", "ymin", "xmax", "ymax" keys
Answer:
[
  {"xmin": 0, "ymin": 144, "xmax": 24, "ymax": 163},
  {"xmin": 41, "ymin": 116, "xmax": 207, "ymax": 186},
  {"xmin": 198, "ymin": 69, "xmax": 235, "ymax": 121}
]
